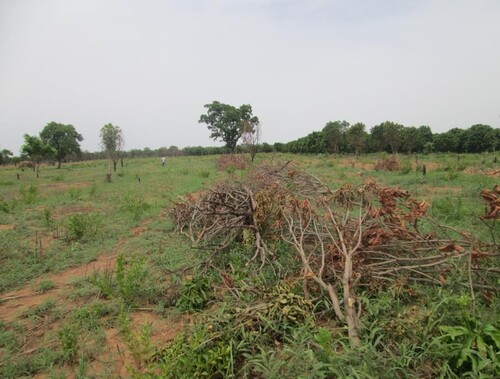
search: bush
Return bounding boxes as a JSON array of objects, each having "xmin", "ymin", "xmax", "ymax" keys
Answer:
[{"xmin": 65, "ymin": 213, "xmax": 101, "ymax": 241}]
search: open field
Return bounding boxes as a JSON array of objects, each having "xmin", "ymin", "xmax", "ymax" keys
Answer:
[{"xmin": 0, "ymin": 153, "xmax": 498, "ymax": 378}]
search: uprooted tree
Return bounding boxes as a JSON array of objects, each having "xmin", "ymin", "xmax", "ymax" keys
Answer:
[{"xmin": 169, "ymin": 163, "xmax": 499, "ymax": 347}]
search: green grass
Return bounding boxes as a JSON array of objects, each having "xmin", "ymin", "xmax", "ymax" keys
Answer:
[{"xmin": 0, "ymin": 152, "xmax": 498, "ymax": 377}]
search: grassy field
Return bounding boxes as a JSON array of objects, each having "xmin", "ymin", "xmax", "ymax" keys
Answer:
[{"xmin": 0, "ymin": 152, "xmax": 498, "ymax": 378}]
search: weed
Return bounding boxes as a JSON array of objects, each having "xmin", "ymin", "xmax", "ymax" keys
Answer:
[
  {"xmin": 18, "ymin": 184, "xmax": 38, "ymax": 204},
  {"xmin": 119, "ymin": 309, "xmax": 154, "ymax": 372},
  {"xmin": 88, "ymin": 183, "xmax": 97, "ymax": 196},
  {"xmin": 68, "ymin": 187, "xmax": 83, "ymax": 200},
  {"xmin": 58, "ymin": 324, "xmax": 79, "ymax": 363},
  {"xmin": 175, "ymin": 275, "xmax": 212, "ymax": 312},
  {"xmin": 198, "ymin": 170, "xmax": 210, "ymax": 178},
  {"xmin": 122, "ymin": 194, "xmax": 150, "ymax": 221},
  {"xmin": 89, "ymin": 264, "xmax": 115, "ymax": 299},
  {"xmin": 52, "ymin": 175, "xmax": 64, "ymax": 182},
  {"xmin": 37, "ymin": 280, "xmax": 55, "ymax": 293},
  {"xmin": 65, "ymin": 213, "xmax": 101, "ymax": 240},
  {"xmin": 22, "ymin": 299, "xmax": 58, "ymax": 319},
  {"xmin": 0, "ymin": 199, "xmax": 15, "ymax": 213},
  {"xmin": 42, "ymin": 207, "xmax": 53, "ymax": 228}
]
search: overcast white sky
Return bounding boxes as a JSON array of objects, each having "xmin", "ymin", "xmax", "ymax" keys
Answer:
[{"xmin": 1, "ymin": 0, "xmax": 499, "ymax": 154}]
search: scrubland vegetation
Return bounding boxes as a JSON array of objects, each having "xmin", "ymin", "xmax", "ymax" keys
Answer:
[{"xmin": 0, "ymin": 152, "xmax": 498, "ymax": 378}]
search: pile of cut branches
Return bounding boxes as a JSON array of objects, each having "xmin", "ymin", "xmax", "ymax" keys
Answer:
[
  {"xmin": 374, "ymin": 156, "xmax": 401, "ymax": 171},
  {"xmin": 216, "ymin": 154, "xmax": 249, "ymax": 171},
  {"xmin": 169, "ymin": 162, "xmax": 499, "ymax": 346}
]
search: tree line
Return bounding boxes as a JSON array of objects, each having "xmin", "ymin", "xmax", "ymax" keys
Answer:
[
  {"xmin": 1, "ymin": 110, "xmax": 498, "ymax": 168},
  {"xmin": 276, "ymin": 121, "xmax": 499, "ymax": 156}
]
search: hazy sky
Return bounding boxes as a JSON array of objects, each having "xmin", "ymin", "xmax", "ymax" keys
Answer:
[{"xmin": 1, "ymin": 0, "xmax": 499, "ymax": 154}]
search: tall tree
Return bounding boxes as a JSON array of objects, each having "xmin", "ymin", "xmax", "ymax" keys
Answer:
[
  {"xmin": 323, "ymin": 120, "xmax": 349, "ymax": 154},
  {"xmin": 465, "ymin": 124, "xmax": 495, "ymax": 153},
  {"xmin": 199, "ymin": 101, "xmax": 260, "ymax": 153},
  {"xmin": 40, "ymin": 122, "xmax": 83, "ymax": 168},
  {"xmin": 0, "ymin": 149, "xmax": 13, "ymax": 165},
  {"xmin": 371, "ymin": 121, "xmax": 404, "ymax": 154},
  {"xmin": 21, "ymin": 134, "xmax": 54, "ymax": 178},
  {"xmin": 99, "ymin": 124, "xmax": 124, "ymax": 172},
  {"xmin": 346, "ymin": 122, "xmax": 367, "ymax": 157},
  {"xmin": 401, "ymin": 126, "xmax": 421, "ymax": 154}
]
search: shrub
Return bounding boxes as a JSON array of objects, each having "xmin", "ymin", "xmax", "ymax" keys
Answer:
[
  {"xmin": 175, "ymin": 275, "xmax": 212, "ymax": 313},
  {"xmin": 65, "ymin": 213, "xmax": 101, "ymax": 241},
  {"xmin": 18, "ymin": 184, "xmax": 38, "ymax": 204}
]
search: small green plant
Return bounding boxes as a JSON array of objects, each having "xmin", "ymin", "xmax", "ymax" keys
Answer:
[
  {"xmin": 19, "ymin": 184, "xmax": 38, "ymax": 204},
  {"xmin": 399, "ymin": 160, "xmax": 412, "ymax": 175},
  {"xmin": 66, "ymin": 213, "xmax": 101, "ymax": 240},
  {"xmin": 119, "ymin": 309, "xmax": 154, "ymax": 371},
  {"xmin": 122, "ymin": 195, "xmax": 150, "ymax": 221},
  {"xmin": 89, "ymin": 264, "xmax": 115, "ymax": 299},
  {"xmin": 58, "ymin": 325, "xmax": 79, "ymax": 363},
  {"xmin": 175, "ymin": 276, "xmax": 212, "ymax": 312},
  {"xmin": 115, "ymin": 254, "xmax": 150, "ymax": 305},
  {"xmin": 52, "ymin": 175, "xmax": 64, "ymax": 182},
  {"xmin": 42, "ymin": 207, "xmax": 53, "ymax": 228},
  {"xmin": 68, "ymin": 187, "xmax": 83, "ymax": 200},
  {"xmin": 225, "ymin": 165, "xmax": 236, "ymax": 174},
  {"xmin": 88, "ymin": 183, "xmax": 97, "ymax": 196},
  {"xmin": 38, "ymin": 280, "xmax": 55, "ymax": 293},
  {"xmin": 198, "ymin": 170, "xmax": 210, "ymax": 178},
  {"xmin": 0, "ymin": 199, "xmax": 14, "ymax": 213}
]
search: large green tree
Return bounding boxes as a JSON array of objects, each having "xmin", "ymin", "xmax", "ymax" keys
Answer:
[
  {"xmin": 40, "ymin": 122, "xmax": 83, "ymax": 168},
  {"xmin": 99, "ymin": 123, "xmax": 124, "ymax": 172},
  {"xmin": 0, "ymin": 149, "xmax": 13, "ymax": 165},
  {"xmin": 199, "ymin": 101, "xmax": 260, "ymax": 153},
  {"xmin": 465, "ymin": 124, "xmax": 495, "ymax": 153},
  {"xmin": 346, "ymin": 122, "xmax": 367, "ymax": 157},
  {"xmin": 323, "ymin": 120, "xmax": 349, "ymax": 155},
  {"xmin": 371, "ymin": 121, "xmax": 404, "ymax": 154},
  {"xmin": 21, "ymin": 134, "xmax": 54, "ymax": 178}
]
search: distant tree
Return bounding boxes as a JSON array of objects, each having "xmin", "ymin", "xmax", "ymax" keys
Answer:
[
  {"xmin": 261, "ymin": 142, "xmax": 274, "ymax": 153},
  {"xmin": 199, "ymin": 101, "xmax": 260, "ymax": 153},
  {"xmin": 157, "ymin": 146, "xmax": 168, "ymax": 157},
  {"xmin": 40, "ymin": 122, "xmax": 83, "ymax": 168},
  {"xmin": 274, "ymin": 142, "xmax": 285, "ymax": 153},
  {"xmin": 20, "ymin": 134, "xmax": 54, "ymax": 178},
  {"xmin": 323, "ymin": 120, "xmax": 349, "ymax": 154},
  {"xmin": 0, "ymin": 149, "xmax": 13, "ymax": 165},
  {"xmin": 371, "ymin": 121, "xmax": 404, "ymax": 154},
  {"xmin": 418, "ymin": 125, "xmax": 433, "ymax": 150},
  {"xmin": 241, "ymin": 121, "xmax": 261, "ymax": 162},
  {"xmin": 346, "ymin": 122, "xmax": 367, "ymax": 157},
  {"xmin": 465, "ymin": 124, "xmax": 495, "ymax": 153},
  {"xmin": 167, "ymin": 145, "xmax": 181, "ymax": 156},
  {"xmin": 99, "ymin": 124, "xmax": 124, "ymax": 172},
  {"xmin": 401, "ymin": 126, "xmax": 421, "ymax": 154}
]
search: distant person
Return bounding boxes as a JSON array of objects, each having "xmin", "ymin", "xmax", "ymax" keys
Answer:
[{"xmin": 161, "ymin": 156, "xmax": 166, "ymax": 166}]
